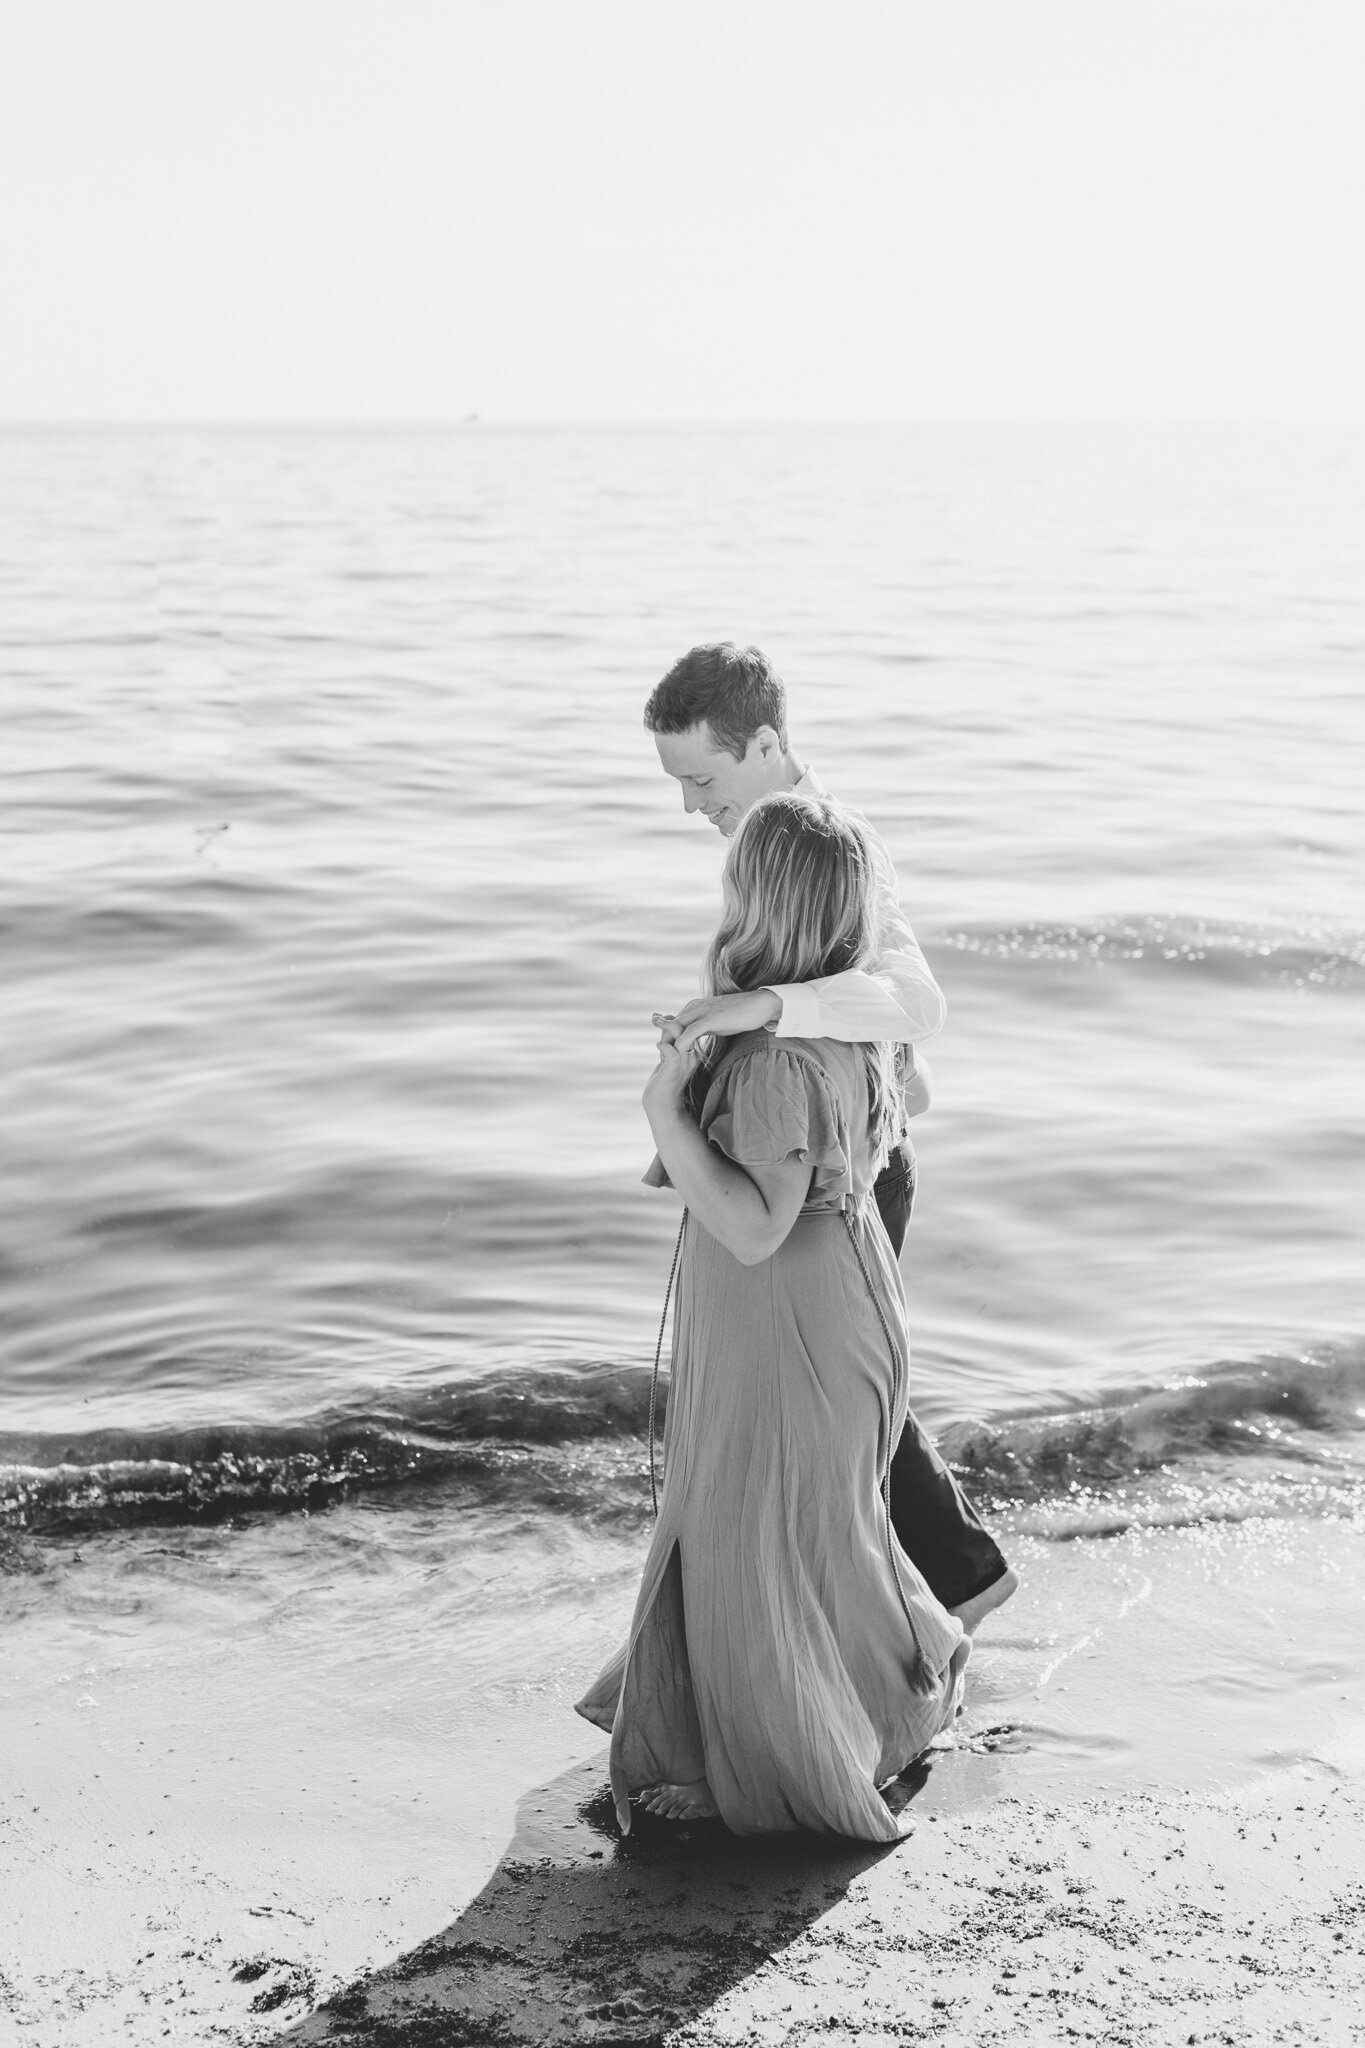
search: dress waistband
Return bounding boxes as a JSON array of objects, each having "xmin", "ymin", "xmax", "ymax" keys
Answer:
[{"xmin": 801, "ymin": 1189, "xmax": 875, "ymax": 1218}]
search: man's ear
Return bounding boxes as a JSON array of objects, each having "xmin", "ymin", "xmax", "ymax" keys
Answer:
[{"xmin": 748, "ymin": 724, "xmax": 781, "ymax": 760}]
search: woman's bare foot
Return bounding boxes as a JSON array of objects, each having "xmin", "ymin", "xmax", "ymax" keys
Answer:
[
  {"xmin": 635, "ymin": 1779, "xmax": 720, "ymax": 1821},
  {"xmin": 948, "ymin": 1566, "xmax": 1019, "ymax": 1636}
]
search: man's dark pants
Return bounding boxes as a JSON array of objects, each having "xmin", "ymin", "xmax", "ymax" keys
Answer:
[{"xmin": 873, "ymin": 1140, "xmax": 1009, "ymax": 1610}]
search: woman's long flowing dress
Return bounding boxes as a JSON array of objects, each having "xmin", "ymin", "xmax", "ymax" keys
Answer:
[{"xmin": 575, "ymin": 1031, "xmax": 970, "ymax": 1843}]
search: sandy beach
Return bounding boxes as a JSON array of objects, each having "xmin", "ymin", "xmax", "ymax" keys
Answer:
[
  {"xmin": 286, "ymin": 1765, "xmax": 1365, "ymax": 2048},
  {"xmin": 4, "ymin": 1500, "xmax": 1361, "ymax": 2045}
]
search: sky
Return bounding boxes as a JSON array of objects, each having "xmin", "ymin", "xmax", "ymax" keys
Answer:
[{"xmin": 2, "ymin": 0, "xmax": 1363, "ymax": 422}]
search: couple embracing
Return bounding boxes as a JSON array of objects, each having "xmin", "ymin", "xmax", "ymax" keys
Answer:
[{"xmin": 577, "ymin": 643, "xmax": 1015, "ymax": 1844}]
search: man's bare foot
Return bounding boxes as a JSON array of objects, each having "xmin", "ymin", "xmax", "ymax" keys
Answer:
[
  {"xmin": 948, "ymin": 1566, "xmax": 1019, "ymax": 1636},
  {"xmin": 635, "ymin": 1779, "xmax": 720, "ymax": 1822}
]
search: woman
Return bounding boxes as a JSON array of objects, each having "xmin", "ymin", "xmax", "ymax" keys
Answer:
[{"xmin": 576, "ymin": 791, "xmax": 969, "ymax": 1842}]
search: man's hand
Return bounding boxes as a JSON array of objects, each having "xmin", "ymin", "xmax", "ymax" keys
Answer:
[{"xmin": 651, "ymin": 989, "xmax": 782, "ymax": 1056}]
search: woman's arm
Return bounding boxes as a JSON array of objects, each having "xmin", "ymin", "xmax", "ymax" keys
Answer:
[{"xmin": 643, "ymin": 1040, "xmax": 810, "ymax": 1266}]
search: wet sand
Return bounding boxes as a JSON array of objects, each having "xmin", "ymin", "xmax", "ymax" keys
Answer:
[
  {"xmin": 285, "ymin": 1758, "xmax": 1365, "ymax": 2047},
  {"xmin": 2, "ymin": 1507, "xmax": 1362, "ymax": 2044}
]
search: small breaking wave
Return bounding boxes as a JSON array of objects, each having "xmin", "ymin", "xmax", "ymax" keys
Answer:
[
  {"xmin": 941, "ymin": 1340, "xmax": 1365, "ymax": 1538},
  {"xmin": 936, "ymin": 915, "xmax": 1364, "ymax": 993},
  {"xmin": 0, "ymin": 1366, "xmax": 656, "ymax": 1538},
  {"xmin": 2, "ymin": 1345, "xmax": 1362, "ymax": 1542}
]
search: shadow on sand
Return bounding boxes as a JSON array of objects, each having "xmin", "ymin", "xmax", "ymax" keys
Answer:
[{"xmin": 281, "ymin": 1751, "xmax": 935, "ymax": 2047}]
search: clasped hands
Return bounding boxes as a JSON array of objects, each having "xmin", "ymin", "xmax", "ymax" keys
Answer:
[
  {"xmin": 651, "ymin": 987, "xmax": 782, "ymax": 1056},
  {"xmin": 643, "ymin": 988, "xmax": 782, "ymax": 1117}
]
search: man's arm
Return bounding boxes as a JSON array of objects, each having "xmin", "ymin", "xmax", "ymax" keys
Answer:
[
  {"xmin": 660, "ymin": 824, "xmax": 945, "ymax": 1055},
  {"xmin": 768, "ymin": 909, "xmax": 945, "ymax": 1043},
  {"xmin": 770, "ymin": 823, "xmax": 945, "ymax": 1044},
  {"xmin": 660, "ymin": 908, "xmax": 944, "ymax": 1055}
]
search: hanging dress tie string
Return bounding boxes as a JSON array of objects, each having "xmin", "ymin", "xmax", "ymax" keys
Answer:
[{"xmin": 648, "ymin": 1210, "xmax": 688, "ymax": 1516}]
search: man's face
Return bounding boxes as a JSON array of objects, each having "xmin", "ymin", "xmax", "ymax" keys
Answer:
[{"xmin": 654, "ymin": 722, "xmax": 781, "ymax": 837}]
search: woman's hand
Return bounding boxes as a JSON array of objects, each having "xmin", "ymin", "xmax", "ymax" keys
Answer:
[{"xmin": 643, "ymin": 1028, "xmax": 701, "ymax": 1127}]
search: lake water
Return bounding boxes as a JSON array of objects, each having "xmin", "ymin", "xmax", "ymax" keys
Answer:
[
  {"xmin": 0, "ymin": 428, "xmax": 1360, "ymax": 1647},
  {"xmin": 3, "ymin": 425, "xmax": 1361, "ymax": 1505}
]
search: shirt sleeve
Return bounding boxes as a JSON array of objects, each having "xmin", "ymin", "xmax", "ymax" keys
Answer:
[
  {"xmin": 768, "ymin": 843, "xmax": 947, "ymax": 1045},
  {"xmin": 701, "ymin": 1046, "xmax": 852, "ymax": 1206}
]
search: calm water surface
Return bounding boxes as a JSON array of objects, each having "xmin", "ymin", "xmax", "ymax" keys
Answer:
[{"xmin": 1, "ymin": 425, "xmax": 1362, "ymax": 1529}]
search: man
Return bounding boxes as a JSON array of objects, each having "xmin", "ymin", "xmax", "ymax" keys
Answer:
[{"xmin": 645, "ymin": 641, "xmax": 1016, "ymax": 1634}]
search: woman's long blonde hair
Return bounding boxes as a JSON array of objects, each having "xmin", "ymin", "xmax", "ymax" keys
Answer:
[{"xmin": 703, "ymin": 790, "xmax": 903, "ymax": 1165}]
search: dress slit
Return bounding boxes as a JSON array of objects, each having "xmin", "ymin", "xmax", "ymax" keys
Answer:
[{"xmin": 608, "ymin": 1538, "xmax": 708, "ymax": 1832}]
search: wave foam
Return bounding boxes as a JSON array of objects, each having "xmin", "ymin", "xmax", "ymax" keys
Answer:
[
  {"xmin": 940, "ymin": 1343, "xmax": 1365, "ymax": 1538},
  {"xmin": 3, "ymin": 1346, "xmax": 1362, "ymax": 1541}
]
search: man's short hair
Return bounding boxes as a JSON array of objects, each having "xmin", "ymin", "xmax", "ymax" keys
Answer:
[{"xmin": 643, "ymin": 642, "xmax": 789, "ymax": 762}]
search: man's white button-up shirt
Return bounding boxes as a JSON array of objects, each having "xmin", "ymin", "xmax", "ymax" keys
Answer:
[{"xmin": 764, "ymin": 768, "xmax": 947, "ymax": 1049}]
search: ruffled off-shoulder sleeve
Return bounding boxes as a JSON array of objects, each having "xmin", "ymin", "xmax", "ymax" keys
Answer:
[{"xmin": 699, "ymin": 1046, "xmax": 852, "ymax": 1208}]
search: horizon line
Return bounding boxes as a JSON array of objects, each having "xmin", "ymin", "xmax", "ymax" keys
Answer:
[{"xmin": 2, "ymin": 415, "xmax": 1362, "ymax": 433}]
